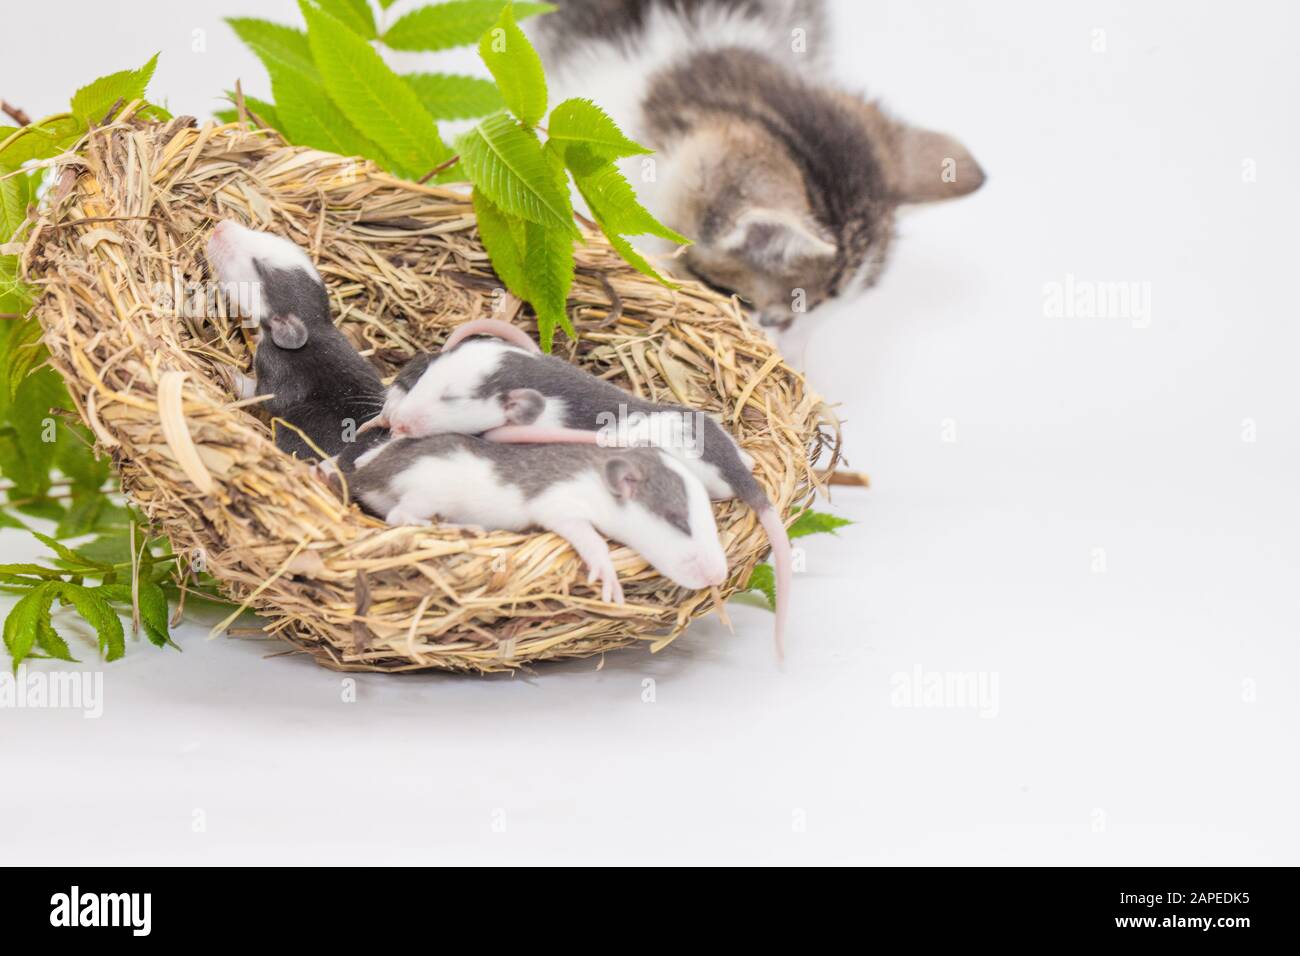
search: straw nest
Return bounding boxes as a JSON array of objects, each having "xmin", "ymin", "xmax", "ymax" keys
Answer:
[{"xmin": 21, "ymin": 110, "xmax": 839, "ymax": 672}]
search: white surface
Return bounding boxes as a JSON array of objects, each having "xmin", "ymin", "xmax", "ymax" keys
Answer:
[{"xmin": 2, "ymin": 0, "xmax": 1298, "ymax": 865}]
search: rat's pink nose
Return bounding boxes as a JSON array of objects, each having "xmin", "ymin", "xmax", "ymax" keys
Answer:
[{"xmin": 684, "ymin": 554, "xmax": 728, "ymax": 588}]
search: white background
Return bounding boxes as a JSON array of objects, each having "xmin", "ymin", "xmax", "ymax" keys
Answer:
[{"xmin": 2, "ymin": 0, "xmax": 1296, "ymax": 864}]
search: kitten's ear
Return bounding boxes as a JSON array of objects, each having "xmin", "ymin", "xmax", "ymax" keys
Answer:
[
  {"xmin": 891, "ymin": 125, "xmax": 986, "ymax": 203},
  {"xmin": 267, "ymin": 313, "xmax": 309, "ymax": 349},
  {"xmin": 721, "ymin": 208, "xmax": 837, "ymax": 268}
]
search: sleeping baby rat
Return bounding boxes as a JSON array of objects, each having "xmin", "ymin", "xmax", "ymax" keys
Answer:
[
  {"xmin": 348, "ymin": 433, "xmax": 730, "ymax": 602},
  {"xmin": 359, "ymin": 329, "xmax": 795, "ymax": 657},
  {"xmin": 205, "ymin": 220, "xmax": 387, "ymax": 461}
]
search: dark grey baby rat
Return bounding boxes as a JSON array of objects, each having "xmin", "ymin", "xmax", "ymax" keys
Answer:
[{"xmin": 205, "ymin": 220, "xmax": 389, "ymax": 462}]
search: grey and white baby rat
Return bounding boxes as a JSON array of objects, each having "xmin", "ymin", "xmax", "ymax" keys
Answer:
[
  {"xmin": 205, "ymin": 219, "xmax": 387, "ymax": 461},
  {"xmin": 348, "ymin": 433, "xmax": 730, "ymax": 601},
  {"xmin": 359, "ymin": 328, "xmax": 794, "ymax": 657}
]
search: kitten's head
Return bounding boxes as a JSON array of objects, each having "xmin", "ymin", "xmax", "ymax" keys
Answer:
[{"xmin": 655, "ymin": 60, "xmax": 984, "ymax": 329}]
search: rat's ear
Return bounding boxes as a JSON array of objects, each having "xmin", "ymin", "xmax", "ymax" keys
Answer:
[
  {"xmin": 267, "ymin": 313, "xmax": 309, "ymax": 349},
  {"xmin": 603, "ymin": 457, "xmax": 643, "ymax": 500},
  {"xmin": 720, "ymin": 208, "xmax": 837, "ymax": 269},
  {"xmin": 890, "ymin": 124, "xmax": 985, "ymax": 203},
  {"xmin": 501, "ymin": 388, "xmax": 545, "ymax": 425}
]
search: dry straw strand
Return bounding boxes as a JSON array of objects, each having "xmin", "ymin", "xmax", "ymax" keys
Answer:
[{"xmin": 24, "ymin": 113, "xmax": 840, "ymax": 673}]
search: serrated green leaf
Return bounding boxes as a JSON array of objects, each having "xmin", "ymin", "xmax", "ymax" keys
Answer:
[
  {"xmin": 567, "ymin": 144, "xmax": 688, "ymax": 244},
  {"xmin": 523, "ymin": 220, "xmax": 574, "ymax": 351},
  {"xmin": 71, "ymin": 530, "xmax": 133, "ymax": 567},
  {"xmin": 32, "ymin": 530, "xmax": 112, "ymax": 571},
  {"xmin": 2, "ymin": 314, "xmax": 49, "ymax": 406},
  {"xmin": 226, "ymin": 18, "xmax": 319, "ymax": 82},
  {"xmin": 35, "ymin": 617, "xmax": 78, "ymax": 662},
  {"xmin": 4, "ymin": 583, "xmax": 58, "ymax": 668},
  {"xmin": 56, "ymin": 582, "xmax": 125, "ymax": 661},
  {"xmin": 382, "ymin": 1, "xmax": 554, "ymax": 52},
  {"xmin": 1, "ymin": 167, "xmax": 33, "ymax": 245},
  {"xmin": 0, "ymin": 511, "xmax": 29, "ymax": 531},
  {"xmin": 301, "ymin": 0, "xmax": 449, "ymax": 178},
  {"xmin": 403, "ymin": 72, "xmax": 505, "ymax": 120},
  {"xmin": 787, "ymin": 508, "xmax": 854, "ymax": 540},
  {"xmin": 472, "ymin": 187, "xmax": 530, "ymax": 297},
  {"xmin": 55, "ymin": 490, "xmax": 106, "ymax": 538},
  {"xmin": 0, "ymin": 115, "xmax": 83, "ymax": 168},
  {"xmin": 317, "ymin": 0, "xmax": 376, "ymax": 38},
  {"xmin": 53, "ymin": 421, "xmax": 110, "ymax": 491},
  {"xmin": 378, "ymin": 0, "xmax": 400, "ymax": 9},
  {"xmin": 269, "ymin": 65, "xmax": 391, "ymax": 164},
  {"xmin": 604, "ymin": 230, "xmax": 673, "ymax": 286},
  {"xmin": 69, "ymin": 53, "xmax": 159, "ymax": 126},
  {"xmin": 13, "ymin": 497, "xmax": 65, "ymax": 523},
  {"xmin": 547, "ymin": 98, "xmax": 651, "ymax": 161},
  {"xmin": 746, "ymin": 563, "xmax": 776, "ymax": 610},
  {"xmin": 97, "ymin": 580, "xmax": 173, "ymax": 649},
  {"xmin": 0, "ymin": 563, "xmax": 68, "ymax": 579},
  {"xmin": 478, "ymin": 3, "xmax": 546, "ymax": 126},
  {"xmin": 8, "ymin": 368, "xmax": 68, "ymax": 499},
  {"xmin": 456, "ymin": 113, "xmax": 576, "ymax": 235}
]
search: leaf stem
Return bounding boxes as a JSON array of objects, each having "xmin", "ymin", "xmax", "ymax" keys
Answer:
[{"xmin": 417, "ymin": 153, "xmax": 460, "ymax": 184}]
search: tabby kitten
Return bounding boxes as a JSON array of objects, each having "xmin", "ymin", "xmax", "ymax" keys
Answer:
[{"xmin": 532, "ymin": 0, "xmax": 985, "ymax": 329}]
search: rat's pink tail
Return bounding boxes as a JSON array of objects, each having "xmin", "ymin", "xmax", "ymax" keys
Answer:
[
  {"xmin": 757, "ymin": 504, "xmax": 791, "ymax": 662},
  {"xmin": 483, "ymin": 425, "xmax": 602, "ymax": 444},
  {"xmin": 444, "ymin": 319, "xmax": 540, "ymax": 354}
]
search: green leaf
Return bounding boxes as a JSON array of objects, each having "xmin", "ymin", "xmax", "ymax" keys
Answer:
[
  {"xmin": 31, "ymin": 530, "xmax": 112, "ymax": 571},
  {"xmin": 69, "ymin": 53, "xmax": 159, "ymax": 126},
  {"xmin": 0, "ymin": 115, "xmax": 83, "ymax": 168},
  {"xmin": 55, "ymin": 490, "xmax": 106, "ymax": 538},
  {"xmin": 745, "ymin": 563, "xmax": 776, "ymax": 610},
  {"xmin": 604, "ymin": 230, "xmax": 672, "ymax": 286},
  {"xmin": 566, "ymin": 144, "xmax": 688, "ymax": 244},
  {"xmin": 378, "ymin": 0, "xmax": 401, "ymax": 9},
  {"xmin": 3, "ymin": 583, "xmax": 58, "ymax": 668},
  {"xmin": 13, "ymin": 498, "xmax": 65, "ymax": 523},
  {"xmin": 56, "ymin": 582, "xmax": 125, "ymax": 661},
  {"xmin": 301, "ymin": 0, "xmax": 449, "ymax": 178},
  {"xmin": 547, "ymin": 98, "xmax": 651, "ymax": 162},
  {"xmin": 226, "ymin": 18, "xmax": 319, "ymax": 82},
  {"xmin": 35, "ymin": 617, "xmax": 77, "ymax": 662},
  {"xmin": 2, "ymin": 314, "xmax": 49, "ymax": 406},
  {"xmin": 98, "ymin": 581, "xmax": 174, "ymax": 649},
  {"xmin": 137, "ymin": 580, "xmax": 173, "ymax": 648},
  {"xmin": 472, "ymin": 187, "xmax": 530, "ymax": 298},
  {"xmin": 478, "ymin": 3, "xmax": 546, "ymax": 126},
  {"xmin": 455, "ymin": 113, "xmax": 576, "ymax": 235},
  {"xmin": 269, "ymin": 66, "xmax": 392, "ymax": 164},
  {"xmin": 317, "ymin": 0, "xmax": 376, "ymax": 38},
  {"xmin": 72, "ymin": 530, "xmax": 134, "ymax": 567},
  {"xmin": 523, "ymin": 220, "xmax": 574, "ymax": 351},
  {"xmin": 0, "ymin": 511, "xmax": 29, "ymax": 531},
  {"xmin": 403, "ymin": 72, "xmax": 505, "ymax": 120},
  {"xmin": 787, "ymin": 508, "xmax": 854, "ymax": 540},
  {"xmin": 382, "ymin": 1, "xmax": 554, "ymax": 52},
  {"xmin": 53, "ymin": 421, "xmax": 110, "ymax": 491},
  {"xmin": 7, "ymin": 368, "xmax": 68, "ymax": 499},
  {"xmin": 1, "ymin": 167, "xmax": 33, "ymax": 245},
  {"xmin": 0, "ymin": 563, "xmax": 69, "ymax": 579}
]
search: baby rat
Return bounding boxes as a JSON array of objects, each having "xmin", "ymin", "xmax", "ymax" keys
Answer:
[
  {"xmin": 205, "ymin": 219, "xmax": 386, "ymax": 461},
  {"xmin": 360, "ymin": 331, "xmax": 794, "ymax": 657},
  {"xmin": 348, "ymin": 433, "xmax": 730, "ymax": 602}
]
